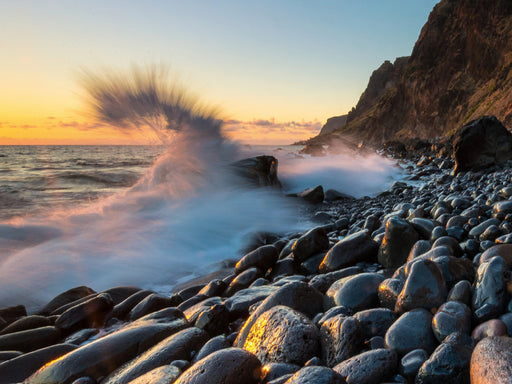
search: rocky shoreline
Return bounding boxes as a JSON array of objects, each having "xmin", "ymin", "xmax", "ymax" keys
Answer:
[{"xmin": 2, "ymin": 117, "xmax": 512, "ymax": 383}]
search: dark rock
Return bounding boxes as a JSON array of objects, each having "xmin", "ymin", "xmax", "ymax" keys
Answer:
[
  {"xmin": 0, "ymin": 351, "xmax": 22, "ymax": 363},
  {"xmin": 408, "ymin": 240, "xmax": 432, "ymax": 261},
  {"xmin": 378, "ymin": 217, "xmax": 419, "ymax": 269},
  {"xmin": 176, "ymin": 285, "xmax": 205, "ymax": 302},
  {"xmin": 432, "ymin": 256, "xmax": 475, "ymax": 289},
  {"xmin": 333, "ymin": 348, "xmax": 397, "ymax": 384},
  {"xmin": 235, "ymin": 245, "xmax": 279, "ymax": 274},
  {"xmin": 0, "ymin": 315, "xmax": 51, "ymax": 335},
  {"xmin": 109, "ymin": 290, "xmax": 154, "ymax": 321},
  {"xmin": 395, "ymin": 259, "xmax": 447, "ymax": 313},
  {"xmin": 267, "ymin": 259, "xmax": 300, "ymax": 281},
  {"xmin": 178, "ymin": 294, "xmax": 211, "ymax": 313},
  {"xmin": 0, "ymin": 343, "xmax": 76, "ymax": 384},
  {"xmin": 55, "ymin": 293, "xmax": 114, "ymax": 333},
  {"xmin": 309, "ymin": 267, "xmax": 362, "ymax": 293},
  {"xmin": 291, "ymin": 227, "xmax": 329, "ymax": 262},
  {"xmin": 470, "ymin": 336, "xmax": 512, "ymax": 383},
  {"xmin": 296, "ymin": 185, "xmax": 324, "ymax": 204},
  {"xmin": 133, "ymin": 307, "xmax": 186, "ymax": 324},
  {"xmin": 432, "ymin": 236, "xmax": 463, "ymax": 257},
  {"xmin": 102, "ymin": 327, "xmax": 208, "ymax": 384},
  {"xmin": 283, "ymin": 366, "xmax": 344, "ymax": 384},
  {"xmin": 319, "ymin": 231, "xmax": 378, "ymax": 273},
  {"xmin": 469, "ymin": 218, "xmax": 500, "ymax": 238},
  {"xmin": 385, "ymin": 309, "xmax": 437, "ymax": 356},
  {"xmin": 235, "ymin": 282, "xmax": 323, "ymax": 348},
  {"xmin": 399, "ymin": 349, "xmax": 428, "ymax": 380},
  {"xmin": 323, "ymin": 189, "xmax": 354, "ymax": 203},
  {"xmin": 125, "ymin": 365, "xmax": 181, "ymax": 384},
  {"xmin": 416, "ymin": 332, "xmax": 474, "ymax": 384},
  {"xmin": 195, "ymin": 304, "xmax": 230, "ymax": 336},
  {"xmin": 432, "ymin": 301, "xmax": 471, "ymax": 342},
  {"xmin": 378, "ymin": 278, "xmax": 404, "ymax": 310},
  {"xmin": 479, "ymin": 243, "xmax": 512, "ymax": 268},
  {"xmin": 320, "ymin": 315, "xmax": 361, "ymax": 367},
  {"xmin": 26, "ymin": 322, "xmax": 187, "ymax": 383},
  {"xmin": 198, "ymin": 279, "xmax": 227, "ymax": 297},
  {"xmin": 492, "ymin": 200, "xmax": 512, "ymax": 220},
  {"xmin": 447, "ymin": 280, "xmax": 472, "ymax": 305},
  {"xmin": 316, "ymin": 307, "xmax": 351, "ymax": 327},
  {"xmin": 225, "ymin": 267, "xmax": 263, "ymax": 296},
  {"xmin": 260, "ymin": 363, "xmax": 300, "ymax": 384},
  {"xmin": 241, "ymin": 305, "xmax": 320, "ymax": 365},
  {"xmin": 193, "ymin": 334, "xmax": 231, "ymax": 363},
  {"xmin": 101, "ymin": 286, "xmax": 141, "ymax": 306},
  {"xmin": 128, "ymin": 294, "xmax": 179, "ymax": 321},
  {"xmin": 231, "ymin": 155, "xmax": 282, "ymax": 188},
  {"xmin": 411, "ymin": 218, "xmax": 435, "ymax": 239},
  {"xmin": 453, "ymin": 116, "xmax": 512, "ymax": 174},
  {"xmin": 325, "ymin": 273, "xmax": 384, "ymax": 312},
  {"xmin": 65, "ymin": 328, "xmax": 99, "ymax": 345},
  {"xmin": 182, "ymin": 297, "xmax": 223, "ymax": 324},
  {"xmin": 500, "ymin": 312, "xmax": 512, "ymax": 336},
  {"xmin": 472, "ymin": 256, "xmax": 507, "ymax": 322},
  {"xmin": 353, "ymin": 308, "xmax": 397, "ymax": 339},
  {"xmin": 224, "ymin": 285, "xmax": 277, "ymax": 317},
  {"xmin": 471, "ymin": 319, "xmax": 508, "ymax": 342},
  {"xmin": 173, "ymin": 347, "xmax": 261, "ymax": 384},
  {"xmin": 0, "ymin": 326, "xmax": 61, "ymax": 353},
  {"xmin": 37, "ymin": 287, "xmax": 96, "ymax": 316}
]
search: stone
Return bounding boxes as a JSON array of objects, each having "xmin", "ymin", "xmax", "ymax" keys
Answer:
[
  {"xmin": 309, "ymin": 267, "xmax": 362, "ymax": 293},
  {"xmin": 479, "ymin": 243, "xmax": 512, "ymax": 268},
  {"xmin": 432, "ymin": 301, "xmax": 471, "ymax": 343},
  {"xmin": 133, "ymin": 307, "xmax": 186, "ymax": 324},
  {"xmin": 470, "ymin": 336, "xmax": 512, "ymax": 383},
  {"xmin": 235, "ymin": 245, "xmax": 279, "ymax": 274},
  {"xmin": 395, "ymin": 259, "xmax": 447, "ymax": 313},
  {"xmin": 283, "ymin": 366, "xmax": 344, "ymax": 384},
  {"xmin": 128, "ymin": 294, "xmax": 178, "ymax": 321},
  {"xmin": 173, "ymin": 348, "xmax": 261, "ymax": 384},
  {"xmin": 469, "ymin": 218, "xmax": 500, "ymax": 238},
  {"xmin": 102, "ymin": 327, "xmax": 208, "ymax": 384},
  {"xmin": 447, "ymin": 280, "xmax": 472, "ymax": 305},
  {"xmin": 231, "ymin": 155, "xmax": 281, "ymax": 188},
  {"xmin": 432, "ymin": 236, "xmax": 463, "ymax": 257},
  {"xmin": 472, "ymin": 256, "xmax": 507, "ymax": 322},
  {"xmin": 0, "ymin": 315, "xmax": 51, "ymax": 335},
  {"xmin": 320, "ymin": 315, "xmax": 361, "ymax": 367},
  {"xmin": 291, "ymin": 227, "xmax": 329, "ymax": 262},
  {"xmin": 0, "ymin": 326, "xmax": 61, "ymax": 353},
  {"xmin": 260, "ymin": 363, "xmax": 300, "ymax": 384},
  {"xmin": 333, "ymin": 348, "xmax": 397, "ymax": 384},
  {"xmin": 453, "ymin": 116, "xmax": 512, "ymax": 174},
  {"xmin": 242, "ymin": 306, "xmax": 320, "ymax": 365},
  {"xmin": 224, "ymin": 285, "xmax": 277, "ymax": 317},
  {"xmin": 225, "ymin": 268, "xmax": 263, "ymax": 296},
  {"xmin": 471, "ymin": 319, "xmax": 508, "ymax": 342},
  {"xmin": 385, "ymin": 309, "xmax": 437, "ymax": 356},
  {"xmin": 353, "ymin": 308, "xmax": 397, "ymax": 339},
  {"xmin": 325, "ymin": 273, "xmax": 384, "ymax": 312},
  {"xmin": 194, "ymin": 304, "xmax": 230, "ymax": 336},
  {"xmin": 37, "ymin": 287, "xmax": 96, "ymax": 316},
  {"xmin": 319, "ymin": 231, "xmax": 378, "ymax": 273},
  {"xmin": 492, "ymin": 200, "xmax": 512, "ymax": 219},
  {"xmin": 101, "ymin": 286, "xmax": 141, "ymax": 306},
  {"xmin": 378, "ymin": 217, "xmax": 419, "ymax": 269},
  {"xmin": 25, "ymin": 322, "xmax": 185, "ymax": 383},
  {"xmin": 399, "ymin": 349, "xmax": 428, "ymax": 380},
  {"xmin": 235, "ymin": 282, "xmax": 323, "ymax": 348},
  {"xmin": 193, "ymin": 334, "xmax": 231, "ymax": 363},
  {"xmin": 296, "ymin": 185, "xmax": 324, "ymax": 204},
  {"xmin": 416, "ymin": 332, "xmax": 474, "ymax": 383},
  {"xmin": 109, "ymin": 290, "xmax": 154, "ymax": 321},
  {"xmin": 378, "ymin": 278, "xmax": 404, "ymax": 310},
  {"xmin": 0, "ymin": 343, "xmax": 76, "ymax": 384},
  {"xmin": 125, "ymin": 365, "xmax": 181, "ymax": 384},
  {"xmin": 55, "ymin": 293, "xmax": 114, "ymax": 333},
  {"xmin": 198, "ymin": 279, "xmax": 227, "ymax": 297}
]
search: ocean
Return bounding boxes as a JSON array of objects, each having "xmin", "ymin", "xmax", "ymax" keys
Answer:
[{"xmin": 0, "ymin": 143, "xmax": 402, "ymax": 312}]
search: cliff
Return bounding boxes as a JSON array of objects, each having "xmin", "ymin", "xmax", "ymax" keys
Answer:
[{"xmin": 312, "ymin": 0, "xmax": 512, "ymax": 147}]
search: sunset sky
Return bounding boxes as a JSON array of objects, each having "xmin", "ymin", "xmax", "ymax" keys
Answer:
[{"xmin": 0, "ymin": 0, "xmax": 439, "ymax": 145}]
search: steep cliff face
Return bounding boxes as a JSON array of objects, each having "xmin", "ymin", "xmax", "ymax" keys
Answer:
[{"xmin": 315, "ymin": 0, "xmax": 512, "ymax": 146}]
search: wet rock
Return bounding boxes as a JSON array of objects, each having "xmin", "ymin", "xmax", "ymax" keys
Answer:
[
  {"xmin": 65, "ymin": 328, "xmax": 99, "ymax": 345},
  {"xmin": 195, "ymin": 304, "xmax": 230, "ymax": 336},
  {"xmin": 325, "ymin": 273, "xmax": 384, "ymax": 312},
  {"xmin": 103, "ymin": 327, "xmax": 208, "ymax": 384},
  {"xmin": 416, "ymin": 332, "xmax": 474, "ymax": 384},
  {"xmin": 133, "ymin": 307, "xmax": 186, "ymax": 324},
  {"xmin": 26, "ymin": 323, "xmax": 186, "ymax": 384},
  {"xmin": 267, "ymin": 259, "xmax": 300, "ymax": 281},
  {"xmin": 225, "ymin": 267, "xmax": 263, "ymax": 296},
  {"xmin": 309, "ymin": 267, "xmax": 362, "ymax": 293},
  {"xmin": 101, "ymin": 286, "xmax": 141, "ymax": 306},
  {"xmin": 469, "ymin": 218, "xmax": 500, "ymax": 238},
  {"xmin": 260, "ymin": 362, "xmax": 300, "ymax": 384},
  {"xmin": 173, "ymin": 347, "xmax": 261, "ymax": 384},
  {"xmin": 399, "ymin": 349, "xmax": 428, "ymax": 380},
  {"xmin": 378, "ymin": 278, "xmax": 404, "ymax": 310},
  {"xmin": 291, "ymin": 227, "xmax": 329, "ymax": 262},
  {"xmin": 432, "ymin": 301, "xmax": 471, "ymax": 342},
  {"xmin": 432, "ymin": 236, "xmax": 463, "ymax": 258},
  {"xmin": 411, "ymin": 218, "xmax": 435, "ymax": 239},
  {"xmin": 182, "ymin": 297, "xmax": 222, "ymax": 324},
  {"xmin": 37, "ymin": 287, "xmax": 96, "ymax": 316},
  {"xmin": 235, "ymin": 282, "xmax": 323, "ymax": 348},
  {"xmin": 242, "ymin": 305, "xmax": 320, "ymax": 365},
  {"xmin": 408, "ymin": 240, "xmax": 431, "ymax": 261},
  {"xmin": 333, "ymin": 348, "xmax": 397, "ymax": 384},
  {"xmin": 296, "ymin": 185, "xmax": 324, "ymax": 204},
  {"xmin": 385, "ymin": 309, "xmax": 437, "ymax": 356},
  {"xmin": 378, "ymin": 217, "xmax": 419, "ymax": 269},
  {"xmin": 432, "ymin": 256, "xmax": 474, "ymax": 289},
  {"xmin": 471, "ymin": 319, "xmax": 508, "ymax": 342},
  {"xmin": 325, "ymin": 189, "xmax": 355, "ymax": 202},
  {"xmin": 283, "ymin": 366, "xmax": 344, "ymax": 384},
  {"xmin": 193, "ymin": 334, "xmax": 231, "ymax": 363},
  {"xmin": 493, "ymin": 200, "xmax": 512, "ymax": 220},
  {"xmin": 353, "ymin": 308, "xmax": 397, "ymax": 339},
  {"xmin": 231, "ymin": 155, "xmax": 281, "ymax": 188},
  {"xmin": 479, "ymin": 243, "xmax": 512, "ymax": 268},
  {"xmin": 320, "ymin": 315, "xmax": 361, "ymax": 367},
  {"xmin": 447, "ymin": 280, "xmax": 472, "ymax": 305},
  {"xmin": 316, "ymin": 307, "xmax": 351, "ymax": 327},
  {"xmin": 500, "ymin": 312, "xmax": 512, "ymax": 336},
  {"xmin": 0, "ymin": 326, "xmax": 61, "ymax": 353},
  {"xmin": 235, "ymin": 245, "xmax": 279, "ymax": 274},
  {"xmin": 319, "ymin": 231, "xmax": 378, "ymax": 273},
  {"xmin": 470, "ymin": 336, "xmax": 512, "ymax": 383},
  {"xmin": 128, "ymin": 294, "xmax": 178, "ymax": 321},
  {"xmin": 198, "ymin": 279, "xmax": 227, "ymax": 297},
  {"xmin": 108, "ymin": 290, "xmax": 154, "ymax": 321},
  {"xmin": 0, "ymin": 351, "xmax": 22, "ymax": 363},
  {"xmin": 0, "ymin": 343, "xmax": 76, "ymax": 384},
  {"xmin": 472, "ymin": 256, "xmax": 507, "ymax": 322},
  {"xmin": 224, "ymin": 285, "xmax": 277, "ymax": 317},
  {"xmin": 0, "ymin": 315, "xmax": 51, "ymax": 335},
  {"xmin": 125, "ymin": 365, "xmax": 181, "ymax": 384},
  {"xmin": 55, "ymin": 293, "xmax": 114, "ymax": 333},
  {"xmin": 453, "ymin": 116, "xmax": 512, "ymax": 174}
]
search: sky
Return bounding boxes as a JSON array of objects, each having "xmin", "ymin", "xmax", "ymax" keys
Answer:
[{"xmin": 0, "ymin": 0, "xmax": 439, "ymax": 145}]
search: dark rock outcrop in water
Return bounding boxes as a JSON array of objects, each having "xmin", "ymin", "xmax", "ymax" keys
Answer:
[
  {"xmin": 231, "ymin": 155, "xmax": 282, "ymax": 188},
  {"xmin": 308, "ymin": 0, "xmax": 512, "ymax": 147}
]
